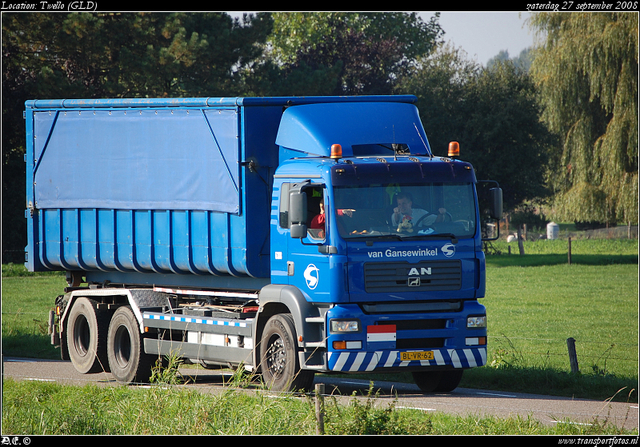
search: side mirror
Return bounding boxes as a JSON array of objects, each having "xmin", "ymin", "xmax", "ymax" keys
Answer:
[
  {"xmin": 478, "ymin": 180, "xmax": 503, "ymax": 241},
  {"xmin": 289, "ymin": 191, "xmax": 307, "ymax": 239},
  {"xmin": 489, "ymin": 187, "xmax": 503, "ymax": 220}
]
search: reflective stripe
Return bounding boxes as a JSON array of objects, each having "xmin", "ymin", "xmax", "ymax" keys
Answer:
[
  {"xmin": 328, "ymin": 347, "xmax": 487, "ymax": 372},
  {"xmin": 463, "ymin": 349, "xmax": 477, "ymax": 367},
  {"xmin": 143, "ymin": 313, "xmax": 247, "ymax": 328},
  {"xmin": 449, "ymin": 349, "xmax": 462, "ymax": 368},
  {"xmin": 350, "ymin": 352, "xmax": 367, "ymax": 371},
  {"xmin": 331, "ymin": 352, "xmax": 350, "ymax": 371},
  {"xmin": 365, "ymin": 353, "xmax": 380, "ymax": 371}
]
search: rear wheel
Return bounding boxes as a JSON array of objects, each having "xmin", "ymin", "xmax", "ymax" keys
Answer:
[
  {"xmin": 259, "ymin": 313, "xmax": 314, "ymax": 392},
  {"xmin": 107, "ymin": 306, "xmax": 154, "ymax": 384},
  {"xmin": 412, "ymin": 369, "xmax": 463, "ymax": 393},
  {"xmin": 66, "ymin": 297, "xmax": 110, "ymax": 374}
]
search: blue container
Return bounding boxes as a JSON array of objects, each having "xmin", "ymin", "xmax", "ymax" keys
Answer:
[{"xmin": 24, "ymin": 96, "xmax": 420, "ymax": 287}]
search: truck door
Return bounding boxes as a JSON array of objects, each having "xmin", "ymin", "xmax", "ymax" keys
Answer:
[{"xmin": 283, "ymin": 182, "xmax": 332, "ymax": 301}]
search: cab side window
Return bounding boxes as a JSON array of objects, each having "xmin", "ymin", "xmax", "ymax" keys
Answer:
[{"xmin": 307, "ymin": 187, "xmax": 326, "ymax": 240}]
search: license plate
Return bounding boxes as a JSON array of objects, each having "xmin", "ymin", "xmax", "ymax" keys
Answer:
[{"xmin": 400, "ymin": 351, "xmax": 434, "ymax": 361}]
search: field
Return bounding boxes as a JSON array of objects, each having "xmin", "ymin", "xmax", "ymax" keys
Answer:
[
  {"xmin": 2, "ymin": 237, "xmax": 638, "ymax": 435},
  {"xmin": 465, "ymin": 238, "xmax": 638, "ymax": 401}
]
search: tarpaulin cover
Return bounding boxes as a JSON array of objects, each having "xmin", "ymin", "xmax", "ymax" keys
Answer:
[{"xmin": 33, "ymin": 108, "xmax": 240, "ymax": 213}]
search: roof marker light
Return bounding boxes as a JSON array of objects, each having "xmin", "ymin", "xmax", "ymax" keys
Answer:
[
  {"xmin": 330, "ymin": 144, "xmax": 342, "ymax": 159},
  {"xmin": 448, "ymin": 141, "xmax": 460, "ymax": 158}
]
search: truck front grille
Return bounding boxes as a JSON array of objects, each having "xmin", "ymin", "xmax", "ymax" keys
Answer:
[{"xmin": 364, "ymin": 260, "xmax": 462, "ymax": 293}]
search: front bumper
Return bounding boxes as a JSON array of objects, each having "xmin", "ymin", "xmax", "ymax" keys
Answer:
[{"xmin": 327, "ymin": 346, "xmax": 487, "ymax": 373}]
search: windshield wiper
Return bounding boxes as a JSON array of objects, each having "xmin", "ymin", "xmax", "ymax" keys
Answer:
[
  {"xmin": 354, "ymin": 232, "xmax": 459, "ymax": 244},
  {"xmin": 401, "ymin": 232, "xmax": 459, "ymax": 244}
]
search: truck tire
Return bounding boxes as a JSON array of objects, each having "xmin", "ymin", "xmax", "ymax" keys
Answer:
[
  {"xmin": 259, "ymin": 313, "xmax": 314, "ymax": 392},
  {"xmin": 107, "ymin": 306, "xmax": 154, "ymax": 384},
  {"xmin": 66, "ymin": 297, "xmax": 110, "ymax": 374},
  {"xmin": 412, "ymin": 369, "xmax": 463, "ymax": 393}
]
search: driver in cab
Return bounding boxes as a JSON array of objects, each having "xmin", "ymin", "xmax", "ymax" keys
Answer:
[{"xmin": 391, "ymin": 192, "xmax": 447, "ymax": 230}]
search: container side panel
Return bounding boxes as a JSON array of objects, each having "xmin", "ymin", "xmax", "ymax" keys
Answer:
[
  {"xmin": 152, "ymin": 210, "xmax": 172, "ymax": 273},
  {"xmin": 78, "ymin": 209, "xmax": 98, "ymax": 270},
  {"xmin": 115, "ymin": 210, "xmax": 136, "ymax": 271},
  {"xmin": 97, "ymin": 209, "xmax": 116, "ymax": 271},
  {"xmin": 171, "ymin": 210, "xmax": 193, "ymax": 273},
  {"xmin": 40, "ymin": 209, "xmax": 62, "ymax": 270},
  {"xmin": 135, "ymin": 210, "xmax": 157, "ymax": 272},
  {"xmin": 190, "ymin": 210, "xmax": 221, "ymax": 275},
  {"xmin": 210, "ymin": 212, "xmax": 234, "ymax": 275}
]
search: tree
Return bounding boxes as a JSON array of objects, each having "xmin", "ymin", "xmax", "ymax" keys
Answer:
[
  {"xmin": 1, "ymin": 12, "xmax": 272, "ymax": 261},
  {"xmin": 399, "ymin": 45, "xmax": 553, "ymax": 212},
  {"xmin": 487, "ymin": 48, "xmax": 533, "ymax": 72},
  {"xmin": 398, "ymin": 44, "xmax": 480, "ymax": 154},
  {"xmin": 262, "ymin": 12, "xmax": 444, "ymax": 96},
  {"xmin": 529, "ymin": 12, "xmax": 638, "ymax": 225},
  {"xmin": 464, "ymin": 60, "xmax": 553, "ymax": 211}
]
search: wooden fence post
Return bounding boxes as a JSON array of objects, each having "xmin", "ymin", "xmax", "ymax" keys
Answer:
[
  {"xmin": 315, "ymin": 383, "xmax": 325, "ymax": 435},
  {"xmin": 567, "ymin": 337, "xmax": 579, "ymax": 374},
  {"xmin": 517, "ymin": 225, "xmax": 525, "ymax": 256}
]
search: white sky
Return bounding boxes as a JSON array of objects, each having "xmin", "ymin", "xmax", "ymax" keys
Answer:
[{"xmin": 422, "ymin": 12, "xmax": 537, "ymax": 66}]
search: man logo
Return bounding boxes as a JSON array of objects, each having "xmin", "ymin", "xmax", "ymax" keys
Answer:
[
  {"xmin": 407, "ymin": 266, "xmax": 429, "ymax": 287},
  {"xmin": 408, "ymin": 267, "xmax": 431, "ymax": 276}
]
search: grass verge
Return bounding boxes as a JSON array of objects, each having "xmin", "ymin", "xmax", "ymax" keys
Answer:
[{"xmin": 2, "ymin": 378, "xmax": 636, "ymax": 435}]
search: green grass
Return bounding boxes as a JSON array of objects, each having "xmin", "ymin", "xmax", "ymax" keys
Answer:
[
  {"xmin": 1, "ymin": 269, "xmax": 66, "ymax": 359},
  {"xmin": 486, "ymin": 238, "xmax": 638, "ymax": 267},
  {"xmin": 2, "ymin": 378, "xmax": 635, "ymax": 435},
  {"xmin": 462, "ymin": 262, "xmax": 638, "ymax": 401},
  {"xmin": 468, "ymin": 237, "xmax": 638, "ymax": 401}
]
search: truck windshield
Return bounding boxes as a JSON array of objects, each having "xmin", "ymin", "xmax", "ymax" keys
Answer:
[{"xmin": 333, "ymin": 182, "xmax": 476, "ymax": 240}]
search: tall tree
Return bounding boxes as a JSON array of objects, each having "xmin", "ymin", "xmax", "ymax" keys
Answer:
[
  {"xmin": 1, "ymin": 12, "xmax": 272, "ymax": 261},
  {"xmin": 398, "ymin": 44, "xmax": 480, "ymax": 155},
  {"xmin": 529, "ymin": 12, "xmax": 638, "ymax": 224},
  {"xmin": 263, "ymin": 12, "xmax": 443, "ymax": 95},
  {"xmin": 463, "ymin": 60, "xmax": 553, "ymax": 210},
  {"xmin": 400, "ymin": 45, "xmax": 553, "ymax": 212}
]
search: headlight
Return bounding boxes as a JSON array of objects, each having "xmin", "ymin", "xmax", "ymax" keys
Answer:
[
  {"xmin": 330, "ymin": 319, "xmax": 360, "ymax": 333},
  {"xmin": 467, "ymin": 315, "xmax": 487, "ymax": 328}
]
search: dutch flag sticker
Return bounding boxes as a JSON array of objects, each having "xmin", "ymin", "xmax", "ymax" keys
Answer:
[{"xmin": 366, "ymin": 324, "xmax": 397, "ymax": 350}]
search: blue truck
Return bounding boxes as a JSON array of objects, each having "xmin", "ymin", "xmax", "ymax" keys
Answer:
[{"xmin": 25, "ymin": 95, "xmax": 502, "ymax": 392}]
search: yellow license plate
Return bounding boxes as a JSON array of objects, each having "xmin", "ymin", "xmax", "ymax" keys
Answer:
[{"xmin": 400, "ymin": 351, "xmax": 434, "ymax": 361}]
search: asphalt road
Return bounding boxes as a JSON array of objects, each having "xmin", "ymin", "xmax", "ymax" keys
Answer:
[{"xmin": 3, "ymin": 356, "xmax": 638, "ymax": 431}]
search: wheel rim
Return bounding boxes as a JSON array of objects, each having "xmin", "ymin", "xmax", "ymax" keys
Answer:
[
  {"xmin": 265, "ymin": 335, "xmax": 287, "ymax": 377},
  {"xmin": 113, "ymin": 324, "xmax": 132, "ymax": 368},
  {"xmin": 72, "ymin": 314, "xmax": 91, "ymax": 357}
]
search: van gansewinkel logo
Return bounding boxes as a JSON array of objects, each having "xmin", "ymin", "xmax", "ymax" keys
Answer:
[
  {"xmin": 441, "ymin": 242, "xmax": 456, "ymax": 258},
  {"xmin": 304, "ymin": 264, "xmax": 319, "ymax": 290}
]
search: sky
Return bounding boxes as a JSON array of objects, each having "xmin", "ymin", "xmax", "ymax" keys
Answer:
[{"xmin": 422, "ymin": 12, "xmax": 537, "ymax": 66}]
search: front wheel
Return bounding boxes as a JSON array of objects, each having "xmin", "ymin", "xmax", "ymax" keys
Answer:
[
  {"xmin": 259, "ymin": 313, "xmax": 314, "ymax": 392},
  {"xmin": 107, "ymin": 306, "xmax": 154, "ymax": 384},
  {"xmin": 412, "ymin": 369, "xmax": 463, "ymax": 393}
]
